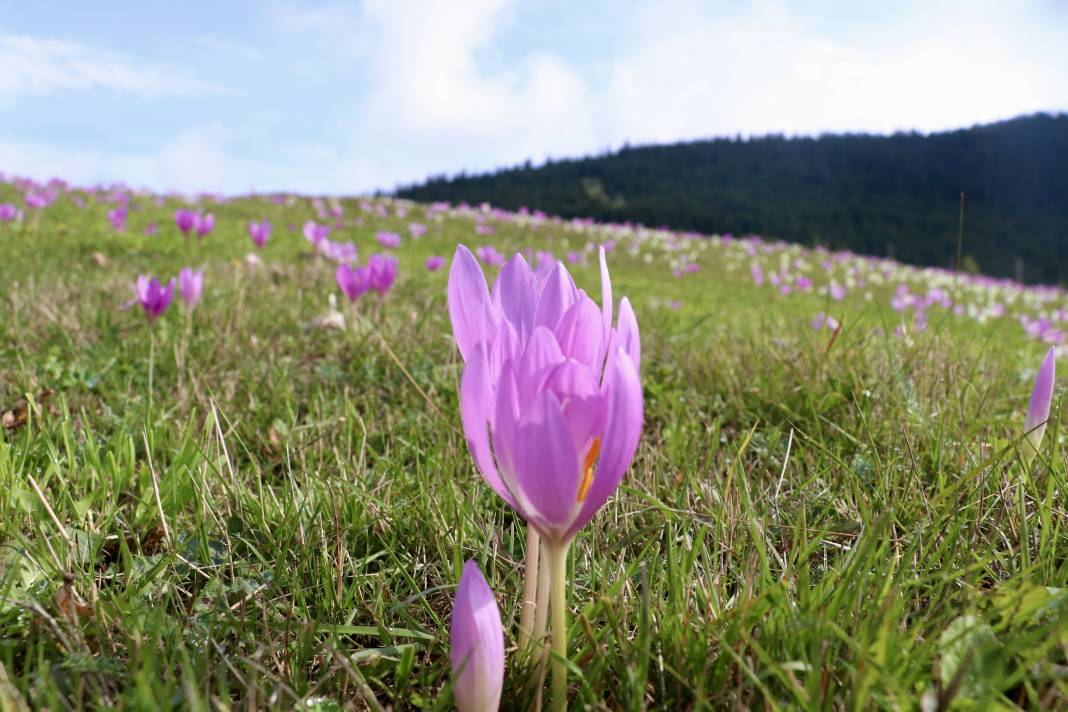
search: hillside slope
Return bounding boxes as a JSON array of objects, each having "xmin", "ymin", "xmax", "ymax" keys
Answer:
[{"xmin": 397, "ymin": 113, "xmax": 1068, "ymax": 284}]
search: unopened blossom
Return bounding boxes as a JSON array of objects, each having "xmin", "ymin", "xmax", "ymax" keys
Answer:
[
  {"xmin": 1024, "ymin": 347, "xmax": 1056, "ymax": 465},
  {"xmin": 451, "ymin": 561, "xmax": 504, "ymax": 712},
  {"xmin": 425, "ymin": 255, "xmax": 445, "ymax": 271}
]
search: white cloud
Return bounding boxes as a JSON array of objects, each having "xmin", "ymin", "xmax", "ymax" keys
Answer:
[{"xmin": 0, "ymin": 34, "xmax": 232, "ymax": 98}]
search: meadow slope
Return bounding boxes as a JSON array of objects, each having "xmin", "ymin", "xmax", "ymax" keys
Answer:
[{"xmin": 0, "ymin": 180, "xmax": 1065, "ymax": 709}]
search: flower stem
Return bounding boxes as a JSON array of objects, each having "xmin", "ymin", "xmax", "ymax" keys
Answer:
[
  {"xmin": 532, "ymin": 543, "xmax": 551, "ymax": 653},
  {"xmin": 517, "ymin": 526, "xmax": 541, "ymax": 652},
  {"xmin": 548, "ymin": 540, "xmax": 570, "ymax": 711}
]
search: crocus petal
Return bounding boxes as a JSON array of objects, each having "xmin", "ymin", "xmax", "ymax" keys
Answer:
[
  {"xmin": 568, "ymin": 349, "xmax": 642, "ymax": 539},
  {"xmin": 492, "ymin": 253, "xmax": 537, "ymax": 341},
  {"xmin": 534, "ymin": 262, "xmax": 578, "ymax": 331},
  {"xmin": 517, "ymin": 327, "xmax": 565, "ymax": 402},
  {"xmin": 555, "ymin": 297, "xmax": 605, "ymax": 371},
  {"xmin": 460, "ymin": 346, "xmax": 516, "ymax": 508},
  {"xmin": 611, "ymin": 297, "xmax": 641, "ymax": 373},
  {"xmin": 512, "ymin": 391, "xmax": 581, "ymax": 535},
  {"xmin": 448, "ymin": 245, "xmax": 499, "ymax": 362},
  {"xmin": 451, "ymin": 561, "xmax": 504, "ymax": 712},
  {"xmin": 599, "ymin": 247, "xmax": 613, "ymax": 341},
  {"xmin": 1025, "ymin": 347, "xmax": 1056, "ymax": 460}
]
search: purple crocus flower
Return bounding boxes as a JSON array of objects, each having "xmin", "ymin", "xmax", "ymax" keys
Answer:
[
  {"xmin": 1024, "ymin": 347, "xmax": 1056, "ymax": 465},
  {"xmin": 25, "ymin": 192, "xmax": 49, "ymax": 209},
  {"xmin": 336, "ymin": 263, "xmax": 371, "ymax": 302},
  {"xmin": 144, "ymin": 222, "xmax": 159, "ymax": 236},
  {"xmin": 135, "ymin": 275, "xmax": 175, "ymax": 322},
  {"xmin": 425, "ymin": 255, "xmax": 446, "ymax": 271},
  {"xmin": 194, "ymin": 212, "xmax": 214, "ymax": 238},
  {"xmin": 409, "ymin": 222, "xmax": 428, "ymax": 238},
  {"xmin": 367, "ymin": 254, "xmax": 398, "ymax": 294},
  {"xmin": 0, "ymin": 203, "xmax": 17, "ymax": 222},
  {"xmin": 174, "ymin": 209, "xmax": 197, "ymax": 236},
  {"xmin": 107, "ymin": 207, "xmax": 127, "ymax": 233},
  {"xmin": 376, "ymin": 231, "xmax": 401, "ymax": 249},
  {"xmin": 178, "ymin": 268, "xmax": 204, "ymax": 310},
  {"xmin": 450, "ymin": 560, "xmax": 504, "ymax": 712},
  {"xmin": 248, "ymin": 219, "xmax": 271, "ymax": 249},
  {"xmin": 303, "ymin": 220, "xmax": 329, "ymax": 250},
  {"xmin": 448, "ymin": 245, "xmax": 643, "ymax": 545}
]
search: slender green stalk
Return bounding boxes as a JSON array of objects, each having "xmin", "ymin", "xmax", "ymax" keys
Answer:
[
  {"xmin": 517, "ymin": 526, "xmax": 540, "ymax": 652},
  {"xmin": 548, "ymin": 540, "xmax": 570, "ymax": 712},
  {"xmin": 531, "ymin": 543, "xmax": 551, "ymax": 653}
]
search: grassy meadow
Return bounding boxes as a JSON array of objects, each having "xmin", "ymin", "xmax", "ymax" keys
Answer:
[{"xmin": 0, "ymin": 185, "xmax": 1065, "ymax": 710}]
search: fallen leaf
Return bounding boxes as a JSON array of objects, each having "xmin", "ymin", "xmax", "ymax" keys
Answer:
[{"xmin": 1, "ymin": 390, "xmax": 53, "ymax": 431}]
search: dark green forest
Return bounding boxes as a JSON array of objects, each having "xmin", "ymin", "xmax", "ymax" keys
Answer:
[{"xmin": 396, "ymin": 113, "xmax": 1068, "ymax": 284}]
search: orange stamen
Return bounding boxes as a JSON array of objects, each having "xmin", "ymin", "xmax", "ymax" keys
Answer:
[{"xmin": 577, "ymin": 437, "xmax": 601, "ymax": 502}]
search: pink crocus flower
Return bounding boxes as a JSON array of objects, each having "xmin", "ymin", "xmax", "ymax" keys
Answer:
[
  {"xmin": 303, "ymin": 220, "xmax": 329, "ymax": 250},
  {"xmin": 409, "ymin": 222, "xmax": 428, "ymax": 238},
  {"xmin": 135, "ymin": 275, "xmax": 175, "ymax": 322},
  {"xmin": 425, "ymin": 255, "xmax": 446, "ymax": 271},
  {"xmin": 336, "ymin": 263, "xmax": 371, "ymax": 302},
  {"xmin": 0, "ymin": 203, "xmax": 16, "ymax": 222},
  {"xmin": 447, "ymin": 245, "xmax": 643, "ymax": 546},
  {"xmin": 376, "ymin": 231, "xmax": 402, "ymax": 249},
  {"xmin": 1024, "ymin": 347, "xmax": 1056, "ymax": 466},
  {"xmin": 194, "ymin": 213, "xmax": 214, "ymax": 238},
  {"xmin": 450, "ymin": 561, "xmax": 504, "ymax": 712},
  {"xmin": 248, "ymin": 219, "xmax": 271, "ymax": 249},
  {"xmin": 178, "ymin": 268, "xmax": 204, "ymax": 310},
  {"xmin": 174, "ymin": 209, "xmax": 197, "ymax": 236},
  {"xmin": 368, "ymin": 254, "xmax": 398, "ymax": 294}
]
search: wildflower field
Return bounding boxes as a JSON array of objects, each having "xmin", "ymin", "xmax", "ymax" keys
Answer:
[{"xmin": 0, "ymin": 178, "xmax": 1065, "ymax": 710}]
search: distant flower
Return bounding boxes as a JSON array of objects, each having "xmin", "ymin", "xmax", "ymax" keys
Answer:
[
  {"xmin": 1024, "ymin": 347, "xmax": 1056, "ymax": 466},
  {"xmin": 322, "ymin": 240, "xmax": 358, "ymax": 263},
  {"xmin": 409, "ymin": 222, "xmax": 428, "ymax": 238},
  {"xmin": 368, "ymin": 254, "xmax": 398, "ymax": 294},
  {"xmin": 174, "ymin": 209, "xmax": 197, "ymax": 236},
  {"xmin": 0, "ymin": 203, "xmax": 18, "ymax": 222},
  {"xmin": 811, "ymin": 311, "xmax": 840, "ymax": 331},
  {"xmin": 450, "ymin": 561, "xmax": 504, "ymax": 712},
  {"xmin": 195, "ymin": 212, "xmax": 214, "ymax": 238},
  {"xmin": 750, "ymin": 265, "xmax": 765, "ymax": 285},
  {"xmin": 336, "ymin": 263, "xmax": 372, "ymax": 302},
  {"xmin": 135, "ymin": 275, "xmax": 175, "ymax": 322},
  {"xmin": 830, "ymin": 283, "xmax": 846, "ymax": 300},
  {"xmin": 476, "ymin": 245, "xmax": 505, "ymax": 267},
  {"xmin": 376, "ymin": 231, "xmax": 402, "ymax": 249},
  {"xmin": 425, "ymin": 255, "xmax": 446, "ymax": 271},
  {"xmin": 248, "ymin": 219, "xmax": 271, "ymax": 249},
  {"xmin": 25, "ymin": 192, "xmax": 50, "ymax": 209},
  {"xmin": 107, "ymin": 206, "xmax": 127, "ymax": 233},
  {"xmin": 303, "ymin": 220, "xmax": 329, "ymax": 250},
  {"xmin": 178, "ymin": 268, "xmax": 204, "ymax": 310},
  {"xmin": 144, "ymin": 222, "xmax": 159, "ymax": 236}
]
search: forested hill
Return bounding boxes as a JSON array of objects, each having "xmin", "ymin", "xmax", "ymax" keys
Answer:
[{"xmin": 396, "ymin": 113, "xmax": 1068, "ymax": 284}]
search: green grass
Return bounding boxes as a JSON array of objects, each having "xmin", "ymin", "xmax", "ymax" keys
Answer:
[{"xmin": 0, "ymin": 190, "xmax": 1065, "ymax": 710}]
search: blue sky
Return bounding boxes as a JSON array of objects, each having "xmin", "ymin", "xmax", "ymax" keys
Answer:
[{"xmin": 1, "ymin": 0, "xmax": 1066, "ymax": 195}]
